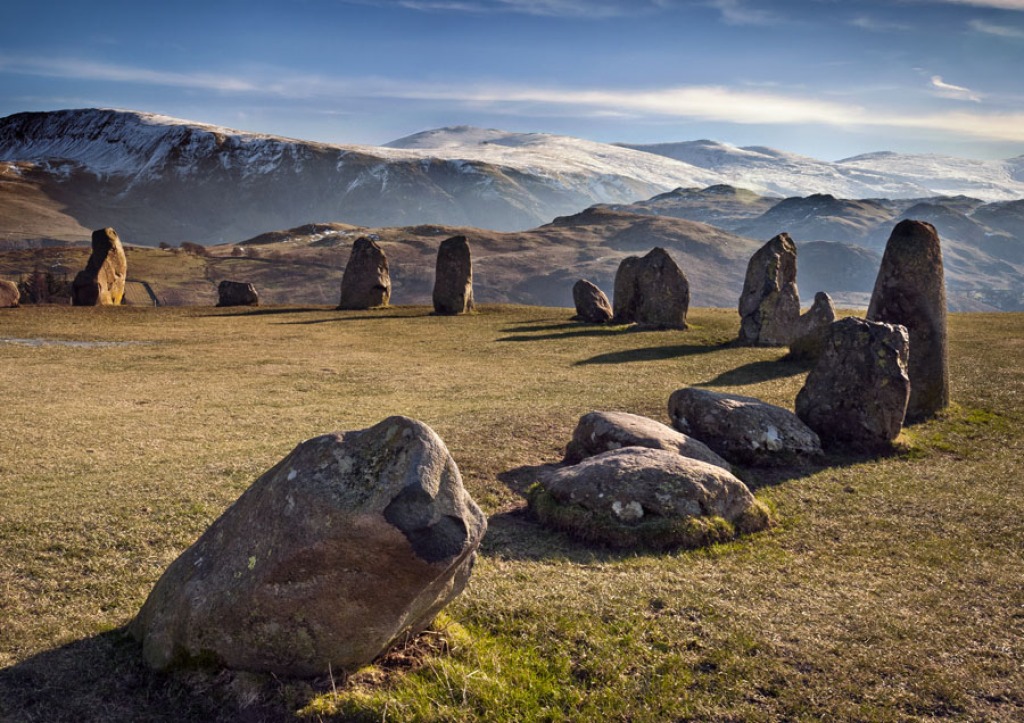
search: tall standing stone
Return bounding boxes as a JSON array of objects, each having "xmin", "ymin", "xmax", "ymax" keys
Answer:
[
  {"xmin": 867, "ymin": 220, "xmax": 949, "ymax": 421},
  {"xmin": 572, "ymin": 279, "xmax": 613, "ymax": 323},
  {"xmin": 788, "ymin": 292, "xmax": 838, "ymax": 361},
  {"xmin": 338, "ymin": 236, "xmax": 391, "ymax": 310},
  {"xmin": 612, "ymin": 247, "xmax": 689, "ymax": 329},
  {"xmin": 71, "ymin": 227, "xmax": 127, "ymax": 306},
  {"xmin": 432, "ymin": 236, "xmax": 474, "ymax": 315},
  {"xmin": 796, "ymin": 317, "xmax": 911, "ymax": 450},
  {"xmin": 738, "ymin": 233, "xmax": 800, "ymax": 346}
]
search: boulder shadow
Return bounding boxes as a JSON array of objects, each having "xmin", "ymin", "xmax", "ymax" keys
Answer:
[
  {"xmin": 0, "ymin": 628, "xmax": 293, "ymax": 722},
  {"xmin": 497, "ymin": 326, "xmax": 636, "ymax": 343},
  {"xmin": 199, "ymin": 306, "xmax": 327, "ymax": 318},
  {"xmin": 281, "ymin": 311, "xmax": 423, "ymax": 325},
  {"xmin": 696, "ymin": 357, "xmax": 814, "ymax": 387},
  {"xmin": 575, "ymin": 342, "xmax": 726, "ymax": 365}
]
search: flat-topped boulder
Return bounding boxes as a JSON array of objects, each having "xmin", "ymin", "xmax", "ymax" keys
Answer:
[
  {"xmin": 612, "ymin": 247, "xmax": 689, "ymax": 329},
  {"xmin": 572, "ymin": 279, "xmax": 613, "ymax": 323},
  {"xmin": 130, "ymin": 416, "xmax": 486, "ymax": 677},
  {"xmin": 71, "ymin": 227, "xmax": 127, "ymax": 306},
  {"xmin": 668, "ymin": 387, "xmax": 822, "ymax": 467},
  {"xmin": 338, "ymin": 236, "xmax": 391, "ymax": 310},
  {"xmin": 867, "ymin": 219, "xmax": 949, "ymax": 421},
  {"xmin": 432, "ymin": 235, "xmax": 474, "ymax": 315},
  {"xmin": 796, "ymin": 317, "xmax": 910, "ymax": 450},
  {"xmin": 216, "ymin": 280, "xmax": 259, "ymax": 307},
  {"xmin": 738, "ymin": 233, "xmax": 801, "ymax": 346},
  {"xmin": 530, "ymin": 447, "xmax": 770, "ymax": 550},
  {"xmin": 563, "ymin": 410, "xmax": 730, "ymax": 471},
  {"xmin": 0, "ymin": 279, "xmax": 19, "ymax": 308}
]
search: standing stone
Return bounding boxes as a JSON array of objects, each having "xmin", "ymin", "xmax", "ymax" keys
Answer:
[
  {"xmin": 867, "ymin": 220, "xmax": 949, "ymax": 421},
  {"xmin": 572, "ymin": 279, "xmax": 613, "ymax": 323},
  {"xmin": 432, "ymin": 236, "xmax": 474, "ymax": 315},
  {"xmin": 0, "ymin": 279, "xmax": 19, "ymax": 308},
  {"xmin": 338, "ymin": 236, "xmax": 391, "ymax": 310},
  {"xmin": 71, "ymin": 227, "xmax": 127, "ymax": 306},
  {"xmin": 795, "ymin": 317, "xmax": 911, "ymax": 450},
  {"xmin": 668, "ymin": 387, "xmax": 822, "ymax": 467},
  {"xmin": 612, "ymin": 247, "xmax": 689, "ymax": 329},
  {"xmin": 788, "ymin": 292, "xmax": 838, "ymax": 361},
  {"xmin": 738, "ymin": 233, "xmax": 801, "ymax": 346},
  {"xmin": 216, "ymin": 280, "xmax": 259, "ymax": 307},
  {"xmin": 130, "ymin": 416, "xmax": 487, "ymax": 676}
]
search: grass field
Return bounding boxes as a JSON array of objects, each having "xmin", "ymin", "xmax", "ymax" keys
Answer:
[{"xmin": 0, "ymin": 303, "xmax": 1021, "ymax": 722}]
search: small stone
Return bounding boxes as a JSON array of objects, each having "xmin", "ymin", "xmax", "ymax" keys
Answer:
[
  {"xmin": 216, "ymin": 280, "xmax": 259, "ymax": 307},
  {"xmin": 612, "ymin": 247, "xmax": 690, "ymax": 329},
  {"xmin": 571, "ymin": 279, "xmax": 613, "ymax": 323},
  {"xmin": 338, "ymin": 236, "xmax": 391, "ymax": 310},
  {"xmin": 0, "ymin": 279, "xmax": 19, "ymax": 308}
]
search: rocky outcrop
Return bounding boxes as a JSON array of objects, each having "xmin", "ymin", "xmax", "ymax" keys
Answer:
[
  {"xmin": 432, "ymin": 236, "xmax": 474, "ymax": 315},
  {"xmin": 130, "ymin": 416, "xmax": 487, "ymax": 677},
  {"xmin": 612, "ymin": 247, "xmax": 689, "ymax": 329},
  {"xmin": 571, "ymin": 279, "xmax": 613, "ymax": 323},
  {"xmin": 668, "ymin": 387, "xmax": 822, "ymax": 467},
  {"xmin": 0, "ymin": 279, "xmax": 19, "ymax": 307},
  {"xmin": 796, "ymin": 317, "xmax": 910, "ymax": 450},
  {"xmin": 738, "ymin": 233, "xmax": 800, "ymax": 346},
  {"xmin": 338, "ymin": 236, "xmax": 391, "ymax": 310},
  {"xmin": 867, "ymin": 220, "xmax": 949, "ymax": 421},
  {"xmin": 216, "ymin": 280, "xmax": 259, "ymax": 307},
  {"xmin": 71, "ymin": 227, "xmax": 127, "ymax": 306},
  {"xmin": 530, "ymin": 447, "xmax": 770, "ymax": 550},
  {"xmin": 787, "ymin": 292, "xmax": 838, "ymax": 360},
  {"xmin": 563, "ymin": 411, "xmax": 730, "ymax": 470}
]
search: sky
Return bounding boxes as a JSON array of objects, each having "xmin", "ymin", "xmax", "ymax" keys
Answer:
[{"xmin": 1, "ymin": 0, "xmax": 1023, "ymax": 161}]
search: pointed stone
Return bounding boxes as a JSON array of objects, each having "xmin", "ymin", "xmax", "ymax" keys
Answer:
[
  {"xmin": 612, "ymin": 247, "xmax": 689, "ymax": 329},
  {"xmin": 338, "ymin": 236, "xmax": 391, "ymax": 310},
  {"xmin": 71, "ymin": 227, "xmax": 127, "ymax": 306},
  {"xmin": 572, "ymin": 279, "xmax": 613, "ymax": 323},
  {"xmin": 738, "ymin": 233, "xmax": 800, "ymax": 346}
]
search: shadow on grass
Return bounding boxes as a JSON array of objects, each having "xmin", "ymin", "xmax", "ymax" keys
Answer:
[
  {"xmin": 575, "ymin": 342, "xmax": 726, "ymax": 365},
  {"xmin": 0, "ymin": 628, "xmax": 294, "ymax": 722},
  {"xmin": 198, "ymin": 306, "xmax": 327, "ymax": 318},
  {"xmin": 496, "ymin": 325, "xmax": 636, "ymax": 343},
  {"xmin": 695, "ymin": 357, "xmax": 814, "ymax": 387},
  {"xmin": 280, "ymin": 311, "xmax": 426, "ymax": 325}
]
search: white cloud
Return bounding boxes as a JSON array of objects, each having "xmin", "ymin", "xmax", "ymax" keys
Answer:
[
  {"xmin": 969, "ymin": 18, "xmax": 1024, "ymax": 37},
  {"xmin": 0, "ymin": 56, "xmax": 258, "ymax": 93},
  {"xmin": 929, "ymin": 75, "xmax": 983, "ymax": 102},
  {"xmin": 706, "ymin": 0, "xmax": 777, "ymax": 25},
  {"xmin": 850, "ymin": 15, "xmax": 911, "ymax": 32},
  {"xmin": 347, "ymin": 0, "xmax": 671, "ymax": 17},
  {"xmin": 939, "ymin": 0, "xmax": 1024, "ymax": 9}
]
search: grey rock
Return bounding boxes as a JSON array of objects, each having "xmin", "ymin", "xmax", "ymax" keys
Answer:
[
  {"xmin": 788, "ymin": 292, "xmax": 838, "ymax": 361},
  {"xmin": 571, "ymin": 279, "xmax": 613, "ymax": 323},
  {"xmin": 738, "ymin": 233, "xmax": 801, "ymax": 346},
  {"xmin": 130, "ymin": 416, "xmax": 487, "ymax": 677},
  {"xmin": 72, "ymin": 227, "xmax": 127, "ymax": 306},
  {"xmin": 612, "ymin": 247, "xmax": 689, "ymax": 329},
  {"xmin": 0, "ymin": 279, "xmax": 19, "ymax": 307},
  {"xmin": 563, "ymin": 410, "xmax": 731, "ymax": 471},
  {"xmin": 432, "ymin": 236, "xmax": 474, "ymax": 315},
  {"xmin": 668, "ymin": 387, "xmax": 822, "ymax": 467},
  {"xmin": 867, "ymin": 219, "xmax": 949, "ymax": 421},
  {"xmin": 216, "ymin": 280, "xmax": 259, "ymax": 307},
  {"xmin": 338, "ymin": 236, "xmax": 391, "ymax": 310},
  {"xmin": 796, "ymin": 317, "xmax": 910, "ymax": 449}
]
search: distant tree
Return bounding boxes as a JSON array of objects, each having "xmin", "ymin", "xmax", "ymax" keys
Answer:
[
  {"xmin": 158, "ymin": 242, "xmax": 172, "ymax": 250},
  {"xmin": 230, "ymin": 246, "xmax": 244, "ymax": 257},
  {"xmin": 180, "ymin": 242, "xmax": 209, "ymax": 257}
]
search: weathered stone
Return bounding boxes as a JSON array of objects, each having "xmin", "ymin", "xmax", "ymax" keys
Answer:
[
  {"xmin": 531, "ymin": 447, "xmax": 770, "ymax": 549},
  {"xmin": 432, "ymin": 236, "xmax": 474, "ymax": 315},
  {"xmin": 787, "ymin": 292, "xmax": 838, "ymax": 361},
  {"xmin": 612, "ymin": 247, "xmax": 689, "ymax": 329},
  {"xmin": 338, "ymin": 236, "xmax": 391, "ymax": 310},
  {"xmin": 0, "ymin": 279, "xmax": 19, "ymax": 307},
  {"xmin": 867, "ymin": 219, "xmax": 949, "ymax": 421},
  {"xmin": 796, "ymin": 317, "xmax": 910, "ymax": 450},
  {"xmin": 71, "ymin": 227, "xmax": 127, "ymax": 306},
  {"xmin": 563, "ymin": 411, "xmax": 731, "ymax": 471},
  {"xmin": 738, "ymin": 233, "xmax": 801, "ymax": 345},
  {"xmin": 571, "ymin": 279, "xmax": 613, "ymax": 323},
  {"xmin": 216, "ymin": 280, "xmax": 259, "ymax": 307},
  {"xmin": 130, "ymin": 416, "xmax": 486, "ymax": 677},
  {"xmin": 668, "ymin": 387, "xmax": 822, "ymax": 467}
]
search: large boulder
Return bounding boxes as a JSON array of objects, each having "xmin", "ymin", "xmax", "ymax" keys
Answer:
[
  {"xmin": 432, "ymin": 235, "xmax": 474, "ymax": 315},
  {"xmin": 796, "ymin": 317, "xmax": 910, "ymax": 450},
  {"xmin": 867, "ymin": 220, "xmax": 949, "ymax": 421},
  {"xmin": 612, "ymin": 247, "xmax": 689, "ymax": 329},
  {"xmin": 338, "ymin": 236, "xmax": 391, "ymax": 310},
  {"xmin": 571, "ymin": 279, "xmax": 613, "ymax": 323},
  {"xmin": 668, "ymin": 387, "xmax": 822, "ymax": 467},
  {"xmin": 0, "ymin": 279, "xmax": 19, "ymax": 308},
  {"xmin": 738, "ymin": 233, "xmax": 801, "ymax": 346},
  {"xmin": 530, "ymin": 447, "xmax": 771, "ymax": 550},
  {"xmin": 563, "ymin": 411, "xmax": 731, "ymax": 471},
  {"xmin": 787, "ymin": 291, "xmax": 838, "ymax": 361},
  {"xmin": 130, "ymin": 416, "xmax": 487, "ymax": 677},
  {"xmin": 216, "ymin": 280, "xmax": 259, "ymax": 307},
  {"xmin": 71, "ymin": 227, "xmax": 127, "ymax": 306}
]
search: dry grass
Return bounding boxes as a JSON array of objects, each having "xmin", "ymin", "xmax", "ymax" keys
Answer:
[{"xmin": 0, "ymin": 304, "xmax": 1021, "ymax": 721}]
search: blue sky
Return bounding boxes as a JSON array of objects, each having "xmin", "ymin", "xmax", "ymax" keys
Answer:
[{"xmin": 1, "ymin": 0, "xmax": 1023, "ymax": 160}]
